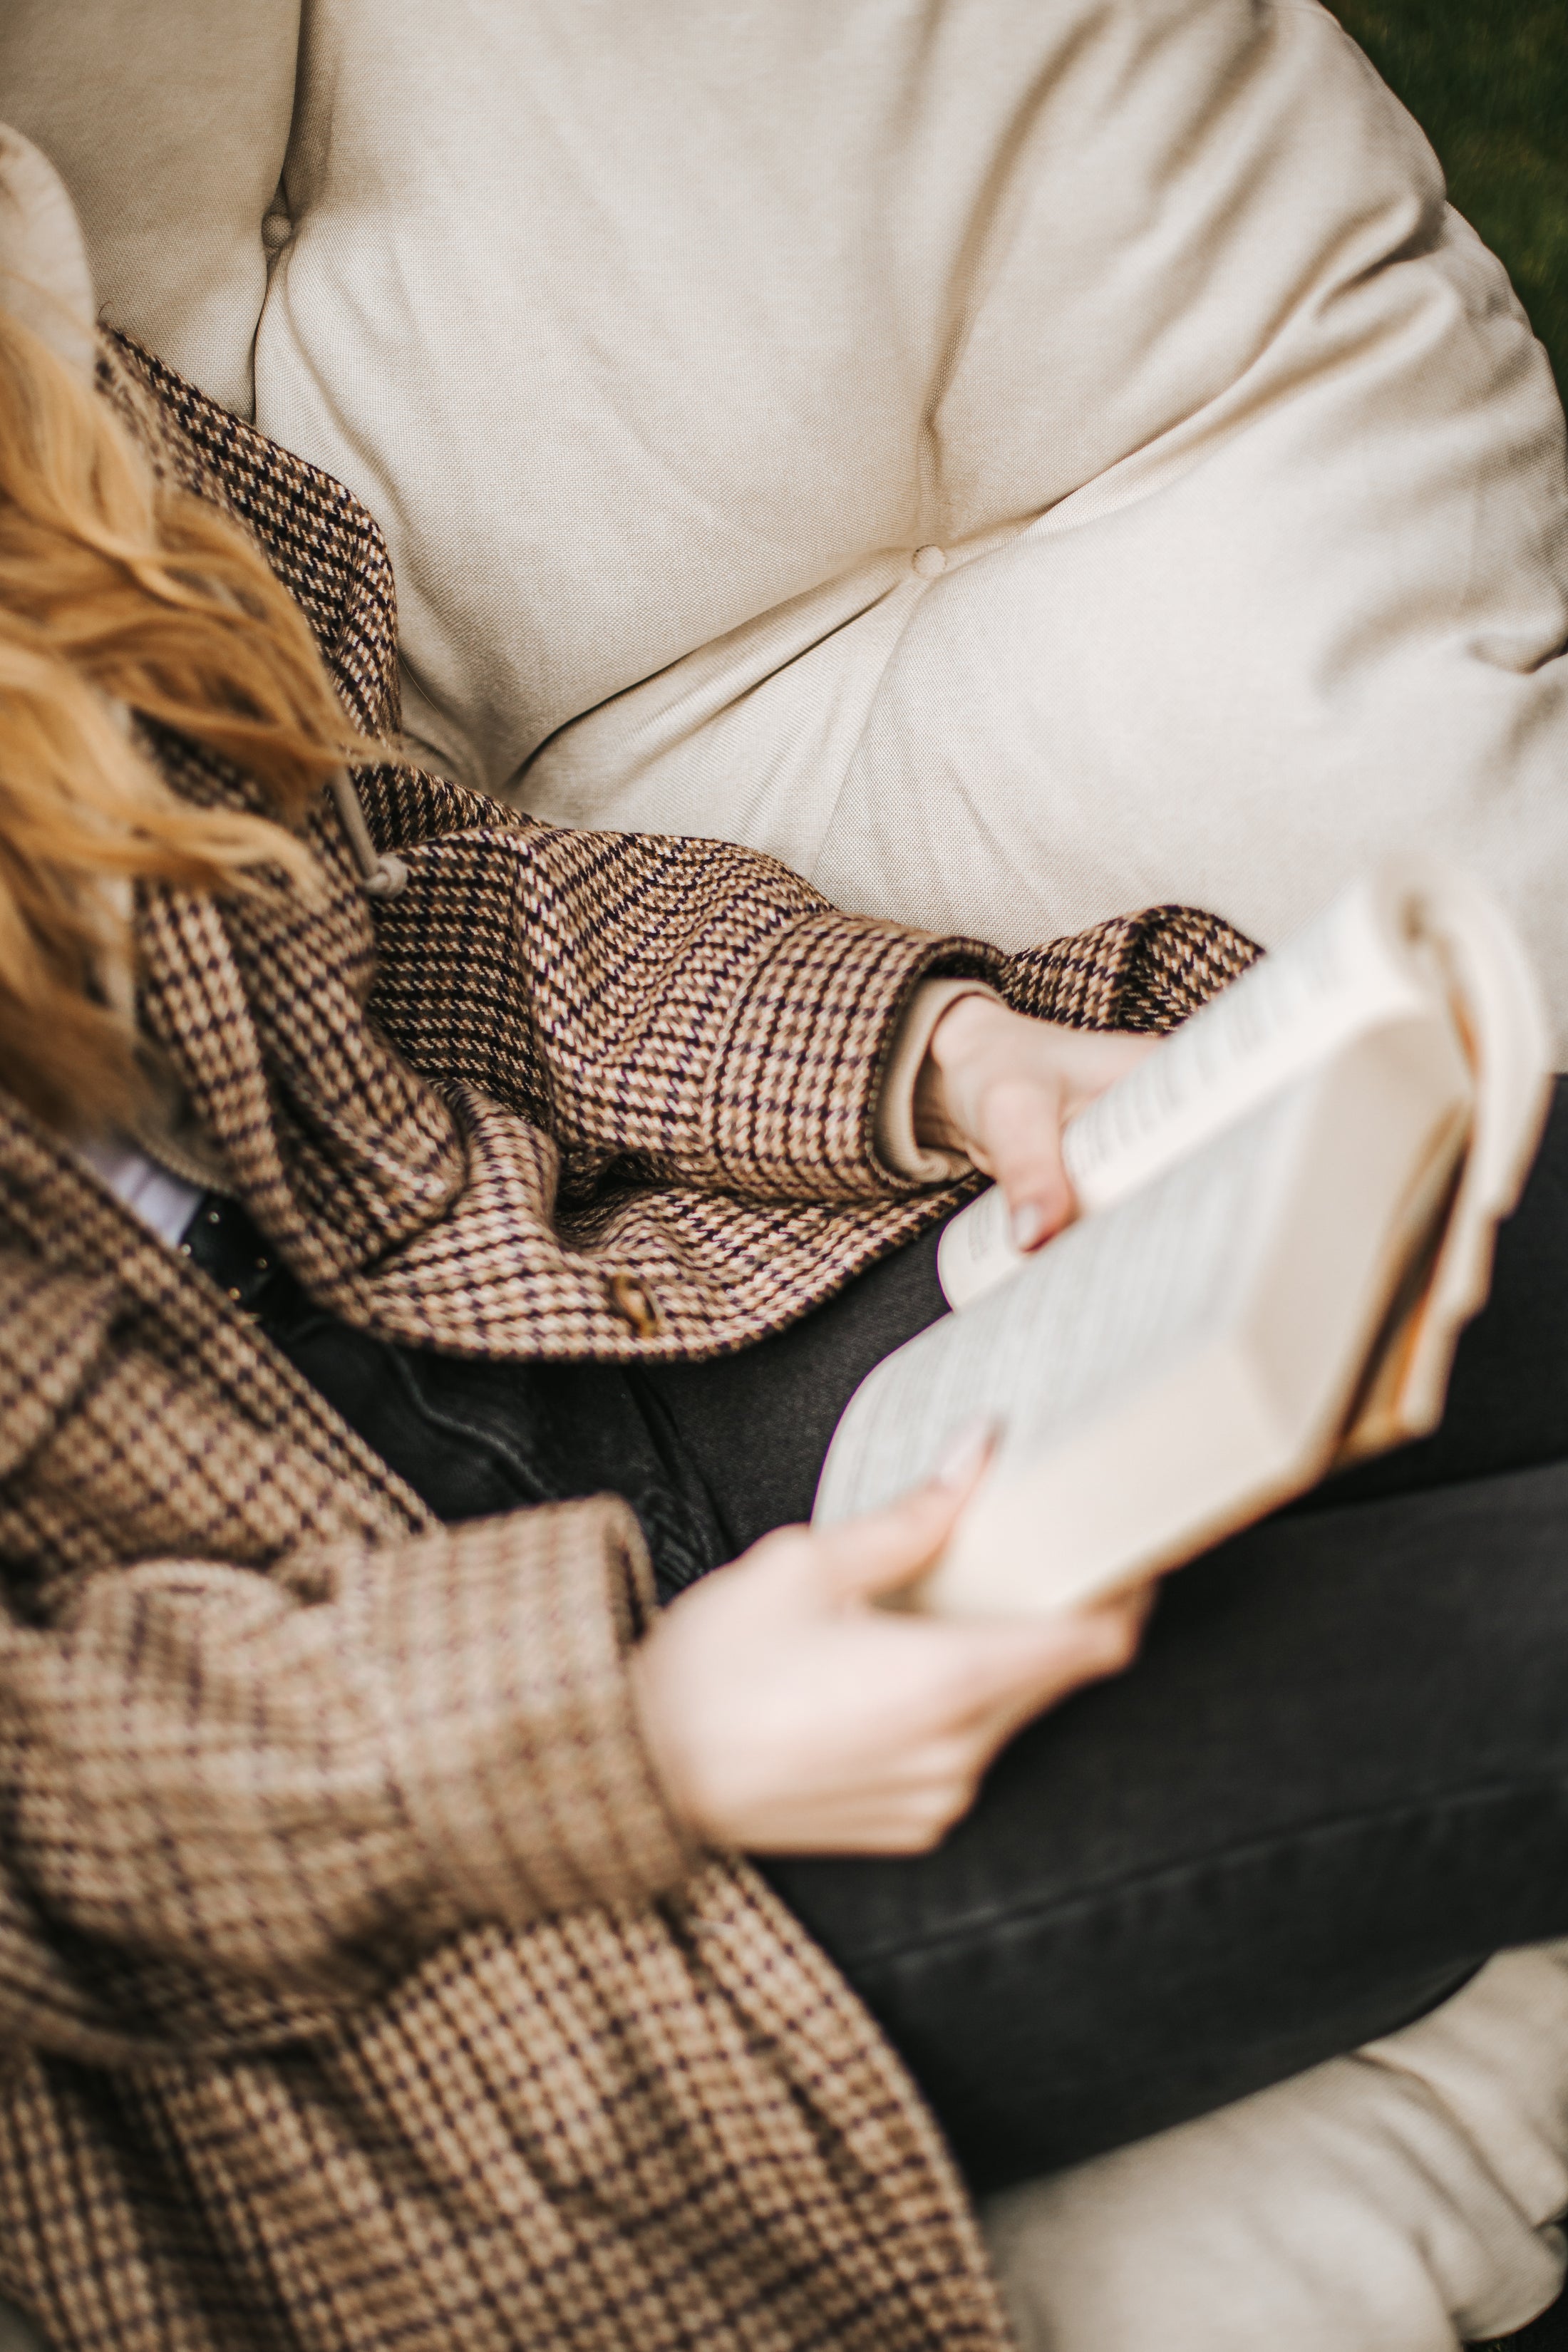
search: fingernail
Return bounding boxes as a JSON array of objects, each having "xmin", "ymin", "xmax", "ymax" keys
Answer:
[
  {"xmin": 934, "ymin": 1416, "xmax": 1001, "ymax": 1490},
  {"xmin": 1011, "ymin": 1201, "xmax": 1049, "ymax": 1252}
]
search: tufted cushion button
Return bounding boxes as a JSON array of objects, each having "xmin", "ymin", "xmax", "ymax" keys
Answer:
[
  {"xmin": 607, "ymin": 1272, "xmax": 661, "ymax": 1337},
  {"xmin": 911, "ymin": 544, "xmax": 947, "ymax": 579}
]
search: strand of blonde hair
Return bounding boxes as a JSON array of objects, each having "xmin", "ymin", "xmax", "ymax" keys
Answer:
[{"xmin": 0, "ymin": 309, "xmax": 377, "ymax": 1133}]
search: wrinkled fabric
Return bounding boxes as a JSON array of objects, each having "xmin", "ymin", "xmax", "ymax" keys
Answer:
[{"xmin": 0, "ymin": 344, "xmax": 1252, "ymax": 2351}]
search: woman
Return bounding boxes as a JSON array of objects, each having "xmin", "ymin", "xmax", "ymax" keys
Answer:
[{"xmin": 4, "ymin": 241, "xmax": 1568, "ymax": 2352}]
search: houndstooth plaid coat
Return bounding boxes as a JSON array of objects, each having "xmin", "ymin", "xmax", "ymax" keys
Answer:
[{"xmin": 0, "ymin": 339, "xmax": 1257, "ymax": 2352}]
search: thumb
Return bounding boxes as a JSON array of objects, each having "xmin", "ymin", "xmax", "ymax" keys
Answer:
[
  {"xmin": 979, "ymin": 1077, "xmax": 1075, "ymax": 1252},
  {"xmin": 817, "ymin": 1421, "xmax": 998, "ymax": 1604}
]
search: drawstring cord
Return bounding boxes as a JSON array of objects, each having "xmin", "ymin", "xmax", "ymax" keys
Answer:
[{"xmin": 329, "ymin": 769, "xmax": 409, "ymax": 899}]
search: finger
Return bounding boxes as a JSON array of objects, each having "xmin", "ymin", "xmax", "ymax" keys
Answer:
[
  {"xmin": 810, "ymin": 1728, "xmax": 1001, "ymax": 1854},
  {"xmin": 758, "ymin": 1791, "xmax": 973, "ymax": 1856},
  {"xmin": 976, "ymin": 1624, "xmax": 1146, "ymax": 1755},
  {"xmin": 814, "ymin": 1424, "xmax": 998, "ymax": 1604},
  {"xmin": 813, "ymin": 1481, "xmax": 964, "ymax": 1604},
  {"xmin": 974, "ymin": 1077, "xmax": 1076, "ymax": 1251},
  {"xmin": 937, "ymin": 1584, "xmax": 1157, "ymax": 1731},
  {"xmin": 1051, "ymin": 1024, "xmax": 1162, "ymax": 1110}
]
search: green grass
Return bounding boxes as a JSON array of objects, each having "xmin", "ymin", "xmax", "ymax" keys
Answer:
[{"xmin": 1331, "ymin": 0, "xmax": 1568, "ymax": 398}]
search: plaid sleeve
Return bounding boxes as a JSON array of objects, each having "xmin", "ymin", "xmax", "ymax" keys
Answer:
[
  {"xmin": 365, "ymin": 814, "xmax": 1009, "ymax": 1202},
  {"xmin": 0, "ymin": 1495, "xmax": 696, "ymax": 2062}
]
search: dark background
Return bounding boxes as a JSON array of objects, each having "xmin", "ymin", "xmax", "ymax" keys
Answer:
[{"xmin": 1333, "ymin": 0, "xmax": 1567, "ymax": 398}]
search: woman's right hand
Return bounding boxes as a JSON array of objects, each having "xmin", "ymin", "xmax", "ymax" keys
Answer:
[{"xmin": 629, "ymin": 1453, "xmax": 1153, "ymax": 1856}]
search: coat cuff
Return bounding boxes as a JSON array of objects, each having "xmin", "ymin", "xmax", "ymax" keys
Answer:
[
  {"xmin": 873, "ymin": 979, "xmax": 1001, "ymax": 1181},
  {"xmin": 706, "ymin": 915, "xmax": 1005, "ymax": 1197},
  {"xmin": 354, "ymin": 1500, "xmax": 700, "ymax": 1924}
]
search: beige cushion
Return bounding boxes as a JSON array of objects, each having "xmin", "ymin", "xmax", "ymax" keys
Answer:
[
  {"xmin": 250, "ymin": 0, "xmax": 1568, "ymax": 1046},
  {"xmin": 0, "ymin": 123, "xmax": 94, "ymax": 381},
  {"xmin": 0, "ymin": 0, "xmax": 299, "ymax": 418},
  {"xmin": 986, "ymin": 1942, "xmax": 1568, "ymax": 2351},
  {"xmin": 13, "ymin": 0, "xmax": 1568, "ymax": 1045}
]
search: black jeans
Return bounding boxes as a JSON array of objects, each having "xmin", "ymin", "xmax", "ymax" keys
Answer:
[{"xmin": 191, "ymin": 1083, "xmax": 1568, "ymax": 2194}]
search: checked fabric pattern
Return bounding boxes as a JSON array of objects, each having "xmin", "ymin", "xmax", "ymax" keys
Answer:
[
  {"xmin": 0, "ymin": 341, "xmax": 1258, "ymax": 2352},
  {"xmin": 110, "ymin": 333, "xmax": 1262, "ymax": 1363}
]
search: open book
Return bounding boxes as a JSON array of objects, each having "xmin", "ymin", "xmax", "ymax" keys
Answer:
[{"xmin": 815, "ymin": 865, "xmax": 1552, "ymax": 1616}]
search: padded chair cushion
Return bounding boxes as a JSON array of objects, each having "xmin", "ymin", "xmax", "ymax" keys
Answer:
[
  {"xmin": 0, "ymin": 0, "xmax": 299, "ymax": 418},
  {"xmin": 0, "ymin": 121, "xmax": 94, "ymax": 380},
  {"xmin": 985, "ymin": 1942, "xmax": 1568, "ymax": 2351},
  {"xmin": 262, "ymin": 0, "xmax": 1568, "ymax": 1041},
  {"xmin": 9, "ymin": 0, "xmax": 1568, "ymax": 1038}
]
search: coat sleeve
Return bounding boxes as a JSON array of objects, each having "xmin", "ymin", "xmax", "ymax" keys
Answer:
[
  {"xmin": 364, "ymin": 788, "xmax": 1011, "ymax": 1203},
  {"xmin": 361, "ymin": 770, "xmax": 1261, "ymax": 1204},
  {"xmin": 0, "ymin": 1291, "xmax": 696, "ymax": 2065}
]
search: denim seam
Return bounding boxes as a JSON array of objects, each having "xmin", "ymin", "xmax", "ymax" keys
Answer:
[
  {"xmin": 378, "ymin": 1351, "xmax": 551, "ymax": 1502},
  {"xmin": 841, "ymin": 1774, "xmax": 1568, "ymax": 1974}
]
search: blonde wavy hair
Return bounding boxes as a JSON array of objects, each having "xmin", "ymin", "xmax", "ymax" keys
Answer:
[{"xmin": 0, "ymin": 309, "xmax": 371, "ymax": 1134}]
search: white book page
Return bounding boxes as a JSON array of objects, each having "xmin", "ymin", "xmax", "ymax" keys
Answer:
[
  {"xmin": 819, "ymin": 1088, "xmax": 1297, "ymax": 1532},
  {"xmin": 939, "ymin": 870, "xmax": 1437, "ymax": 1311},
  {"xmin": 1392, "ymin": 877, "xmax": 1552, "ymax": 1426}
]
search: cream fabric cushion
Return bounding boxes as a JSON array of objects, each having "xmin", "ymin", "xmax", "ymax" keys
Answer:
[
  {"xmin": 244, "ymin": 0, "xmax": 1568, "ymax": 1043},
  {"xmin": 8, "ymin": 0, "xmax": 1568, "ymax": 1040},
  {"xmin": 0, "ymin": 123, "xmax": 94, "ymax": 383},
  {"xmin": 986, "ymin": 1942, "xmax": 1568, "ymax": 2351},
  {"xmin": 0, "ymin": 0, "xmax": 299, "ymax": 418}
]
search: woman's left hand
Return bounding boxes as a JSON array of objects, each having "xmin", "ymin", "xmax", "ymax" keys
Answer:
[{"xmin": 918, "ymin": 994, "xmax": 1157, "ymax": 1250}]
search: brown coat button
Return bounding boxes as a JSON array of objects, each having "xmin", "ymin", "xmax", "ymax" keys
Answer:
[{"xmin": 607, "ymin": 1273, "xmax": 661, "ymax": 1338}]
